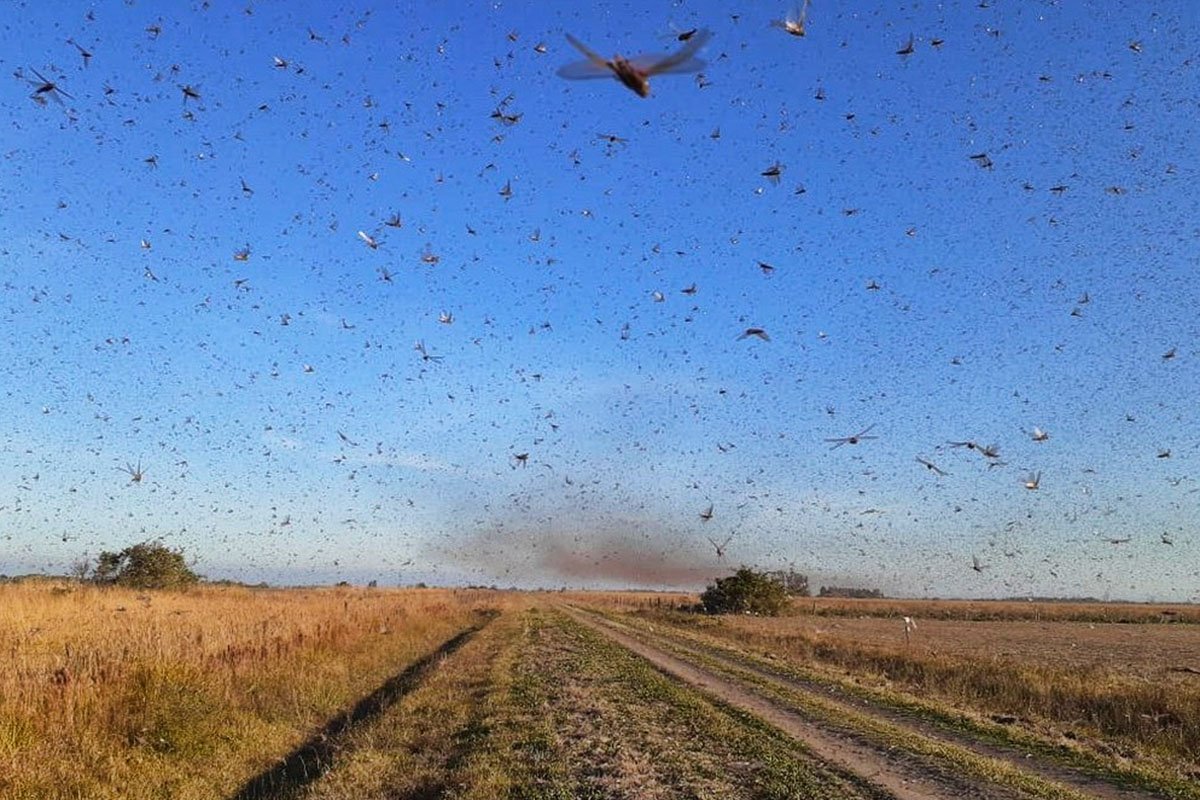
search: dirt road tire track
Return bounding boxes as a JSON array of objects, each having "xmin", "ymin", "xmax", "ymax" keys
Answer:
[
  {"xmin": 579, "ymin": 610, "xmax": 1172, "ymax": 800},
  {"xmin": 563, "ymin": 606, "xmax": 1019, "ymax": 800},
  {"xmin": 230, "ymin": 610, "xmax": 498, "ymax": 800},
  {"xmin": 568, "ymin": 606, "xmax": 1187, "ymax": 800}
]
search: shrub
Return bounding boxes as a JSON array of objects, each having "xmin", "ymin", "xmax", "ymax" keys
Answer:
[
  {"xmin": 90, "ymin": 541, "xmax": 199, "ymax": 589},
  {"xmin": 700, "ymin": 567, "xmax": 788, "ymax": 616}
]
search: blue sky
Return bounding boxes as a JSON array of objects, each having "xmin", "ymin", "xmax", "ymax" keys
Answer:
[{"xmin": 1, "ymin": 1, "xmax": 1197, "ymax": 599}]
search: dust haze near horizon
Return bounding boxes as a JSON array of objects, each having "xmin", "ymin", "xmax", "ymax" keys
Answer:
[{"xmin": 1, "ymin": 2, "xmax": 1197, "ymax": 601}]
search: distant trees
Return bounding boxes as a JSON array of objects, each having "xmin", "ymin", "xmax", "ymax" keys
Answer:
[
  {"xmin": 68, "ymin": 557, "xmax": 91, "ymax": 581},
  {"xmin": 89, "ymin": 541, "xmax": 199, "ymax": 589},
  {"xmin": 766, "ymin": 568, "xmax": 810, "ymax": 597},
  {"xmin": 700, "ymin": 567, "xmax": 789, "ymax": 616},
  {"xmin": 207, "ymin": 578, "xmax": 271, "ymax": 589},
  {"xmin": 818, "ymin": 585, "xmax": 884, "ymax": 599}
]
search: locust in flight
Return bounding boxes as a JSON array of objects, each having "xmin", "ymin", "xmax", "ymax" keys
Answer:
[
  {"xmin": 558, "ymin": 29, "xmax": 712, "ymax": 97},
  {"xmin": 23, "ymin": 68, "xmax": 72, "ymax": 106}
]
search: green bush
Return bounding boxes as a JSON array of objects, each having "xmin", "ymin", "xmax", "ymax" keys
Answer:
[
  {"xmin": 700, "ymin": 567, "xmax": 788, "ymax": 616},
  {"xmin": 91, "ymin": 541, "xmax": 199, "ymax": 589}
]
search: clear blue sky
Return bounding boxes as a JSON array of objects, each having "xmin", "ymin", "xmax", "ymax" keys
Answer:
[{"xmin": 1, "ymin": 1, "xmax": 1197, "ymax": 599}]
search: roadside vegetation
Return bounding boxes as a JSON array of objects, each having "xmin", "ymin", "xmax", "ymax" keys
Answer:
[
  {"xmin": 700, "ymin": 567, "xmax": 789, "ymax": 616},
  {"xmin": 0, "ymin": 580, "xmax": 504, "ymax": 799}
]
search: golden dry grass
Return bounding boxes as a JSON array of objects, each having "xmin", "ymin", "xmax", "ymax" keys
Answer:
[
  {"xmin": 291, "ymin": 609, "xmax": 530, "ymax": 799},
  {"xmin": 0, "ymin": 580, "xmax": 506, "ymax": 800},
  {"xmin": 556, "ymin": 589, "xmax": 695, "ymax": 610}
]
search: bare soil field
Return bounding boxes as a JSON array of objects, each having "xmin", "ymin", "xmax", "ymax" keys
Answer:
[
  {"xmin": 784, "ymin": 598, "xmax": 1200, "ymax": 625},
  {"xmin": 719, "ymin": 614, "xmax": 1200, "ymax": 679}
]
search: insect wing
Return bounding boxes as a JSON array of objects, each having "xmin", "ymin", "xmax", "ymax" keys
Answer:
[
  {"xmin": 564, "ymin": 33, "xmax": 607, "ymax": 62},
  {"xmin": 644, "ymin": 28, "xmax": 711, "ymax": 75},
  {"xmin": 631, "ymin": 54, "xmax": 707, "ymax": 76},
  {"xmin": 556, "ymin": 58, "xmax": 615, "ymax": 80},
  {"xmin": 788, "ymin": 1, "xmax": 811, "ymax": 29},
  {"xmin": 26, "ymin": 68, "xmax": 71, "ymax": 103}
]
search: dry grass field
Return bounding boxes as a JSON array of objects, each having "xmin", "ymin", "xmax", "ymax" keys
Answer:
[
  {"xmin": 3, "ymin": 581, "xmax": 1198, "ymax": 800},
  {"xmin": 0, "ymin": 580, "xmax": 511, "ymax": 799}
]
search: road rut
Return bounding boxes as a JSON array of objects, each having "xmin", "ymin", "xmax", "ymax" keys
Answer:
[
  {"xmin": 566, "ymin": 607, "xmax": 1022, "ymax": 800},
  {"xmin": 567, "ymin": 607, "xmax": 1175, "ymax": 800}
]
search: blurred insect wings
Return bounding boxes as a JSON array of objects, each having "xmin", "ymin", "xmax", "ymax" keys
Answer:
[{"xmin": 558, "ymin": 29, "xmax": 712, "ymax": 95}]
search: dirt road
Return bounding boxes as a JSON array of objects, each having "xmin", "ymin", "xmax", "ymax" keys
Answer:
[
  {"xmin": 565, "ymin": 606, "xmax": 1175, "ymax": 800},
  {"xmin": 228, "ymin": 605, "xmax": 1186, "ymax": 800}
]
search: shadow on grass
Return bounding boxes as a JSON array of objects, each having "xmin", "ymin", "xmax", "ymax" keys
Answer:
[{"xmin": 230, "ymin": 611, "xmax": 498, "ymax": 800}]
